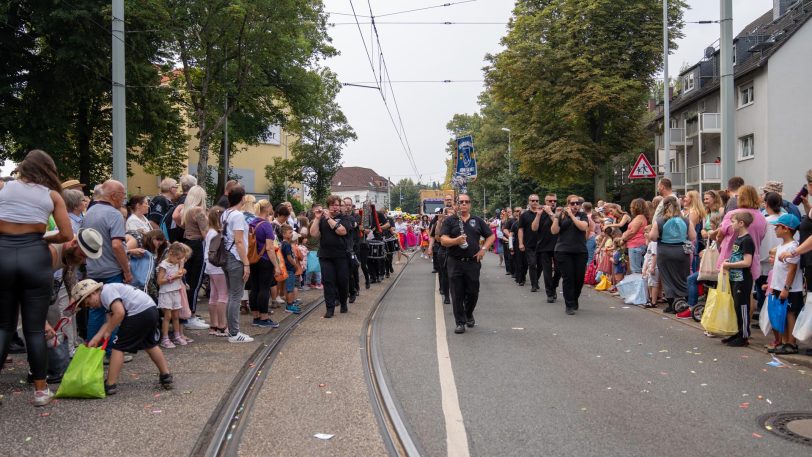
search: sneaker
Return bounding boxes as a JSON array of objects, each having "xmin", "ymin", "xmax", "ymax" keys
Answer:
[
  {"xmin": 676, "ymin": 309, "xmax": 692, "ymax": 319},
  {"xmin": 160, "ymin": 338, "xmax": 176, "ymax": 349},
  {"xmin": 228, "ymin": 332, "xmax": 255, "ymax": 343},
  {"xmin": 275, "ymin": 296, "xmax": 286, "ymax": 304},
  {"xmin": 725, "ymin": 337, "xmax": 749, "ymax": 347},
  {"xmin": 104, "ymin": 383, "xmax": 117, "ymax": 396},
  {"xmin": 159, "ymin": 373, "xmax": 174, "ymax": 389},
  {"xmin": 286, "ymin": 304, "xmax": 302, "ymax": 314},
  {"xmin": 314, "ymin": 284, "xmax": 323, "ymax": 290},
  {"xmin": 255, "ymin": 319, "xmax": 279, "ymax": 329},
  {"xmin": 32, "ymin": 388, "xmax": 54, "ymax": 407},
  {"xmin": 720, "ymin": 335, "xmax": 737, "ymax": 344},
  {"xmin": 251, "ymin": 318, "xmax": 262, "ymax": 327},
  {"xmin": 184, "ymin": 317, "xmax": 209, "ymax": 330}
]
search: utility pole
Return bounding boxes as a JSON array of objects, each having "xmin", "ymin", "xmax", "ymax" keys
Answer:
[
  {"xmin": 223, "ymin": 96, "xmax": 229, "ymax": 189},
  {"xmin": 111, "ymin": 0, "xmax": 126, "ymax": 185},
  {"xmin": 501, "ymin": 127, "xmax": 512, "ymax": 209},
  {"xmin": 720, "ymin": 0, "xmax": 735, "ymax": 184},
  {"xmin": 662, "ymin": 0, "xmax": 672, "ymax": 180},
  {"xmin": 387, "ymin": 177, "xmax": 391, "ymax": 210}
]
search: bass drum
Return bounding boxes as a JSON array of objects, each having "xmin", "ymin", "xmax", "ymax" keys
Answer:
[
  {"xmin": 368, "ymin": 240, "xmax": 386, "ymax": 259},
  {"xmin": 384, "ymin": 236, "xmax": 400, "ymax": 253}
]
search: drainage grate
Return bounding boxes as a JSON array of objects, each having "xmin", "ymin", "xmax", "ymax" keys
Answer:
[{"xmin": 757, "ymin": 412, "xmax": 812, "ymax": 447}]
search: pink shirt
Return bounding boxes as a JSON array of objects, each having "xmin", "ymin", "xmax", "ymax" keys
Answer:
[{"xmin": 715, "ymin": 208, "xmax": 767, "ymax": 279}]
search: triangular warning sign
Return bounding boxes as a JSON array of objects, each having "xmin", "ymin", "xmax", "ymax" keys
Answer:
[{"xmin": 628, "ymin": 153, "xmax": 656, "ymax": 179}]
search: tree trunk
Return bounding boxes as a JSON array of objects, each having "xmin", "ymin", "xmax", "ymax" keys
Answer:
[
  {"xmin": 593, "ymin": 165, "xmax": 607, "ymax": 201},
  {"xmin": 215, "ymin": 137, "xmax": 226, "ymax": 200},
  {"xmin": 196, "ymin": 129, "xmax": 210, "ymax": 188},
  {"xmin": 76, "ymin": 98, "xmax": 92, "ymax": 190}
]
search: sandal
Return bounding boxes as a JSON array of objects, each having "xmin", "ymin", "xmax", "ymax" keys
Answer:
[
  {"xmin": 644, "ymin": 302, "xmax": 657, "ymax": 309},
  {"xmin": 774, "ymin": 344, "xmax": 799, "ymax": 355}
]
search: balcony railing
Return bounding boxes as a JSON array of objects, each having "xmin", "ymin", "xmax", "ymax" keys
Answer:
[
  {"xmin": 686, "ymin": 113, "xmax": 721, "ymax": 137},
  {"xmin": 687, "ymin": 163, "xmax": 721, "ymax": 184}
]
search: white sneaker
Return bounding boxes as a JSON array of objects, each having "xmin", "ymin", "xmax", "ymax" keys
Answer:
[
  {"xmin": 33, "ymin": 388, "xmax": 54, "ymax": 407},
  {"xmin": 275, "ymin": 296, "xmax": 286, "ymax": 304},
  {"xmin": 228, "ymin": 332, "xmax": 254, "ymax": 343},
  {"xmin": 185, "ymin": 317, "xmax": 209, "ymax": 330}
]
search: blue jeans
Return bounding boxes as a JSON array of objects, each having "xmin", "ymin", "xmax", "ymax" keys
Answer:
[
  {"xmin": 687, "ymin": 272, "xmax": 699, "ymax": 307},
  {"xmin": 628, "ymin": 246, "xmax": 646, "ymax": 274},
  {"xmin": 586, "ymin": 237, "xmax": 597, "ymax": 265},
  {"xmin": 87, "ymin": 273, "xmax": 123, "ymax": 356}
]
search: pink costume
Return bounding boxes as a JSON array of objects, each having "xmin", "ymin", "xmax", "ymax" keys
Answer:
[{"xmin": 715, "ymin": 208, "xmax": 767, "ymax": 279}]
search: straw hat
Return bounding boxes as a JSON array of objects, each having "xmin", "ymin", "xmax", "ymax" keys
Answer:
[
  {"xmin": 760, "ymin": 180, "xmax": 784, "ymax": 195},
  {"xmin": 76, "ymin": 228, "xmax": 103, "ymax": 259},
  {"xmin": 71, "ymin": 279, "xmax": 102, "ymax": 307},
  {"xmin": 61, "ymin": 179, "xmax": 85, "ymax": 190}
]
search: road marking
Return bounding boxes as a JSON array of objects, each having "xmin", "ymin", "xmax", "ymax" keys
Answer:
[{"xmin": 434, "ymin": 283, "xmax": 471, "ymax": 457}]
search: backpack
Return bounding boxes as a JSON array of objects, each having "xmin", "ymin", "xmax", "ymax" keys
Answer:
[
  {"xmin": 149, "ymin": 196, "xmax": 176, "ymax": 241},
  {"xmin": 660, "ymin": 217, "xmax": 688, "ymax": 244},
  {"xmin": 247, "ymin": 220, "xmax": 268, "ymax": 265},
  {"xmin": 208, "ymin": 211, "xmax": 233, "ymax": 268}
]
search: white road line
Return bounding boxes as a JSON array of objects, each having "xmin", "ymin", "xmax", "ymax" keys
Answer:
[{"xmin": 434, "ymin": 284, "xmax": 471, "ymax": 457}]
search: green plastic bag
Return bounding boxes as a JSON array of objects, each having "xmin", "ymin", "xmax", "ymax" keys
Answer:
[
  {"xmin": 55, "ymin": 342, "xmax": 106, "ymax": 399},
  {"xmin": 701, "ymin": 271, "xmax": 738, "ymax": 336}
]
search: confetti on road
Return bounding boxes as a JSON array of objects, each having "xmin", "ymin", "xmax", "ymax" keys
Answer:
[
  {"xmin": 752, "ymin": 433, "xmax": 763, "ymax": 439},
  {"xmin": 659, "ymin": 350, "xmax": 669, "ymax": 353},
  {"xmin": 766, "ymin": 399, "xmax": 772, "ymax": 405},
  {"xmin": 25, "ymin": 437, "xmax": 31, "ymax": 442},
  {"xmin": 326, "ymin": 391, "xmax": 332, "ymax": 394},
  {"xmin": 314, "ymin": 433, "xmax": 334, "ymax": 440},
  {"xmin": 740, "ymin": 403, "xmax": 750, "ymax": 409},
  {"xmin": 39, "ymin": 412, "xmax": 50, "ymax": 417},
  {"xmin": 318, "ymin": 383, "xmax": 327, "ymax": 388},
  {"xmin": 700, "ymin": 383, "xmax": 708, "ymax": 387},
  {"xmin": 766, "ymin": 357, "xmax": 787, "ymax": 368},
  {"xmin": 152, "ymin": 409, "xmax": 162, "ymax": 414},
  {"xmin": 512, "ymin": 327, "xmax": 525, "ymax": 330},
  {"xmin": 154, "ymin": 393, "xmax": 161, "ymax": 398}
]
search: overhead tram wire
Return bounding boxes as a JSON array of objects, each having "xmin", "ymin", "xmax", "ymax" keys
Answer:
[
  {"xmin": 327, "ymin": 0, "xmax": 477, "ymax": 19},
  {"xmin": 331, "ymin": 21, "xmax": 507, "ymax": 25}
]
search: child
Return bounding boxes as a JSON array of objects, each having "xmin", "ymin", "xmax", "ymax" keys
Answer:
[
  {"xmin": 204, "ymin": 207, "xmax": 228, "ymax": 336},
  {"xmin": 72, "ymin": 279, "xmax": 173, "ymax": 395},
  {"xmin": 303, "ymin": 225, "xmax": 322, "ymax": 289},
  {"xmin": 280, "ymin": 225, "xmax": 301, "ymax": 314},
  {"xmin": 157, "ymin": 242, "xmax": 193, "ymax": 348},
  {"xmin": 296, "ymin": 233, "xmax": 308, "ymax": 289},
  {"xmin": 598, "ymin": 227, "xmax": 615, "ymax": 279},
  {"xmin": 420, "ymin": 227, "xmax": 430, "ymax": 258},
  {"xmin": 641, "ymin": 226, "xmax": 659, "ymax": 308},
  {"xmin": 761, "ymin": 247, "xmax": 781, "ymax": 349},
  {"xmin": 721, "ymin": 211, "xmax": 755, "ymax": 347},
  {"xmin": 610, "ymin": 238, "xmax": 627, "ymax": 291},
  {"xmin": 768, "ymin": 214, "xmax": 803, "ymax": 354}
]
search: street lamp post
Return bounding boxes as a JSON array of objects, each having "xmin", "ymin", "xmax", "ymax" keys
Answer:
[{"xmin": 501, "ymin": 128, "xmax": 513, "ymax": 209}]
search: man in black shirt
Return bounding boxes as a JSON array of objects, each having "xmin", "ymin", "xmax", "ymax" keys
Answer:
[
  {"xmin": 508, "ymin": 207, "xmax": 522, "ymax": 282},
  {"xmin": 518, "ymin": 195, "xmax": 542, "ymax": 290},
  {"xmin": 536, "ymin": 193, "xmax": 561, "ymax": 302},
  {"xmin": 343, "ymin": 198, "xmax": 361, "ymax": 302},
  {"xmin": 441, "ymin": 194, "xmax": 495, "ymax": 334},
  {"xmin": 310, "ymin": 195, "xmax": 351, "ymax": 318}
]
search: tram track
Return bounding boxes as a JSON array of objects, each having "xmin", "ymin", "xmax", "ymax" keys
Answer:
[{"xmin": 190, "ymin": 251, "xmax": 421, "ymax": 457}]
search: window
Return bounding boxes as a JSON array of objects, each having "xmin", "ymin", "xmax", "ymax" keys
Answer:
[
  {"xmin": 354, "ymin": 194, "xmax": 360, "ymax": 203},
  {"xmin": 738, "ymin": 134, "xmax": 754, "ymax": 160},
  {"xmin": 739, "ymin": 84, "xmax": 754, "ymax": 107},
  {"xmin": 732, "ymin": 44, "xmax": 737, "ymax": 66},
  {"xmin": 683, "ymin": 73, "xmax": 695, "ymax": 93},
  {"xmin": 670, "ymin": 118, "xmax": 678, "ymax": 128}
]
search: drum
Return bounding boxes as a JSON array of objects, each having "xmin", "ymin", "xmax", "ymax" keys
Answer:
[
  {"xmin": 368, "ymin": 240, "xmax": 386, "ymax": 259},
  {"xmin": 384, "ymin": 236, "xmax": 400, "ymax": 253}
]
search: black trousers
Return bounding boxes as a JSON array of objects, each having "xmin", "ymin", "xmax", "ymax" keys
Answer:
[
  {"xmin": 437, "ymin": 248, "xmax": 449, "ymax": 297},
  {"xmin": 359, "ymin": 244, "xmax": 370, "ymax": 284},
  {"xmin": 321, "ymin": 255, "xmax": 349, "ymax": 311},
  {"xmin": 432, "ymin": 244, "xmax": 441, "ymax": 272},
  {"xmin": 540, "ymin": 250, "xmax": 561, "ymax": 298},
  {"xmin": 248, "ymin": 258, "xmax": 274, "ymax": 314},
  {"xmin": 503, "ymin": 244, "xmax": 513, "ymax": 274},
  {"xmin": 515, "ymin": 247, "xmax": 528, "ymax": 283},
  {"xmin": 183, "ymin": 238, "xmax": 205, "ymax": 313},
  {"xmin": 0, "ymin": 234, "xmax": 53, "ymax": 380},
  {"xmin": 349, "ymin": 251, "xmax": 360, "ymax": 295},
  {"xmin": 554, "ymin": 251, "xmax": 587, "ymax": 310},
  {"xmin": 447, "ymin": 257, "xmax": 481, "ymax": 325},
  {"xmin": 525, "ymin": 247, "xmax": 541, "ymax": 289},
  {"xmin": 732, "ymin": 276, "xmax": 753, "ymax": 339}
]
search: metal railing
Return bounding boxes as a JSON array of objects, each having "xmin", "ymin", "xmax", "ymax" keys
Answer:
[
  {"xmin": 670, "ymin": 127, "xmax": 685, "ymax": 144},
  {"xmin": 702, "ymin": 113, "xmax": 721, "ymax": 131},
  {"xmin": 687, "ymin": 163, "xmax": 722, "ymax": 184}
]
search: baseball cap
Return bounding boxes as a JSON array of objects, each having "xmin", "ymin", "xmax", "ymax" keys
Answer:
[{"xmin": 770, "ymin": 213, "xmax": 800, "ymax": 230}]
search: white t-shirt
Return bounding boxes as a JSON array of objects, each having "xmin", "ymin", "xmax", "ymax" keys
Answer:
[
  {"xmin": 101, "ymin": 283, "xmax": 156, "ymax": 317},
  {"xmin": 204, "ymin": 228, "xmax": 224, "ymax": 275},
  {"xmin": 771, "ymin": 241, "xmax": 803, "ymax": 292},
  {"xmin": 395, "ymin": 221, "xmax": 407, "ymax": 234},
  {"xmin": 126, "ymin": 214, "xmax": 152, "ymax": 234},
  {"xmin": 222, "ymin": 209, "xmax": 248, "ymax": 261}
]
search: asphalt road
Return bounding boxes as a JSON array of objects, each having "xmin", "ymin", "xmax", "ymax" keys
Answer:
[{"xmin": 377, "ymin": 253, "xmax": 812, "ymax": 457}]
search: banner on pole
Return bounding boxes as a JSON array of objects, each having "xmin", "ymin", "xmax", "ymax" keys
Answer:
[
  {"xmin": 628, "ymin": 153, "xmax": 656, "ymax": 179},
  {"xmin": 455, "ymin": 136, "xmax": 477, "ymax": 179}
]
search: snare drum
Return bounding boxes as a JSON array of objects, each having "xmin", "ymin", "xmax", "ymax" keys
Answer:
[
  {"xmin": 384, "ymin": 236, "xmax": 400, "ymax": 253},
  {"xmin": 368, "ymin": 240, "xmax": 386, "ymax": 259}
]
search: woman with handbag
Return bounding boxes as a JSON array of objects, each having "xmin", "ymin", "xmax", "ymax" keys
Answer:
[{"xmin": 649, "ymin": 196, "xmax": 695, "ymax": 314}]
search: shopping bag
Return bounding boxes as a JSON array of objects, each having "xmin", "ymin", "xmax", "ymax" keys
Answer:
[
  {"xmin": 792, "ymin": 295, "xmax": 812, "ymax": 341},
  {"xmin": 46, "ymin": 317, "xmax": 73, "ymax": 383},
  {"xmin": 767, "ymin": 294, "xmax": 789, "ymax": 334},
  {"xmin": 617, "ymin": 274, "xmax": 648, "ymax": 305},
  {"xmin": 697, "ymin": 241, "xmax": 720, "ymax": 281},
  {"xmin": 55, "ymin": 340, "xmax": 107, "ymax": 399},
  {"xmin": 759, "ymin": 296, "xmax": 772, "ymax": 337},
  {"xmin": 701, "ymin": 271, "xmax": 738, "ymax": 336},
  {"xmin": 305, "ymin": 251, "xmax": 321, "ymax": 275},
  {"xmin": 584, "ymin": 259, "xmax": 598, "ymax": 286},
  {"xmin": 594, "ymin": 275, "xmax": 611, "ymax": 291},
  {"xmin": 179, "ymin": 288, "xmax": 192, "ymax": 320}
]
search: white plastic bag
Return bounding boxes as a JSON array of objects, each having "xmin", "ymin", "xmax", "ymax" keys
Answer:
[
  {"xmin": 792, "ymin": 295, "xmax": 812, "ymax": 342},
  {"xmin": 617, "ymin": 274, "xmax": 648, "ymax": 306},
  {"xmin": 759, "ymin": 296, "xmax": 772, "ymax": 337}
]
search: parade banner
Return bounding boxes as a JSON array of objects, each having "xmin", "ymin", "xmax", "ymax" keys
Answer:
[{"xmin": 455, "ymin": 136, "xmax": 477, "ymax": 179}]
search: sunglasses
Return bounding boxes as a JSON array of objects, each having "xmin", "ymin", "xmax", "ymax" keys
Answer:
[
  {"xmin": 529, "ymin": 199, "xmax": 539, "ymax": 202},
  {"xmin": 545, "ymin": 200, "xmax": 556, "ymax": 203},
  {"xmin": 569, "ymin": 201, "xmax": 583, "ymax": 206},
  {"xmin": 459, "ymin": 200, "xmax": 471, "ymax": 204}
]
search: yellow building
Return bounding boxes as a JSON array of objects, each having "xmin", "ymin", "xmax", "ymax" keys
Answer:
[{"xmin": 128, "ymin": 125, "xmax": 302, "ymax": 200}]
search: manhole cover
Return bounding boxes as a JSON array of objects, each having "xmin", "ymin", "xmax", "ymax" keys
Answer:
[{"xmin": 758, "ymin": 412, "xmax": 812, "ymax": 446}]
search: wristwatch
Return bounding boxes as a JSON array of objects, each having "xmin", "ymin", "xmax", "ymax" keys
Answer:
[{"xmin": 783, "ymin": 284, "xmax": 791, "ymax": 291}]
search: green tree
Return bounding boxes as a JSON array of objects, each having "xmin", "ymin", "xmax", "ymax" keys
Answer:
[
  {"xmin": 291, "ymin": 70, "xmax": 356, "ymax": 203},
  {"xmin": 391, "ymin": 178, "xmax": 427, "ymax": 214},
  {"xmin": 0, "ymin": 0, "xmax": 187, "ymax": 186},
  {"xmin": 264, "ymin": 157, "xmax": 302, "ymax": 206},
  {"xmin": 485, "ymin": 0, "xmax": 686, "ymax": 199}
]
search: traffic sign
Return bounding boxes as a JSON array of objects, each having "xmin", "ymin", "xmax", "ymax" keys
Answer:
[{"xmin": 628, "ymin": 153, "xmax": 656, "ymax": 179}]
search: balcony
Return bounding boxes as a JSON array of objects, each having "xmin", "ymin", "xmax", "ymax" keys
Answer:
[
  {"xmin": 686, "ymin": 163, "xmax": 721, "ymax": 185},
  {"xmin": 655, "ymin": 129, "xmax": 693, "ymax": 149},
  {"xmin": 686, "ymin": 113, "xmax": 722, "ymax": 138},
  {"xmin": 655, "ymin": 165, "xmax": 685, "ymax": 188}
]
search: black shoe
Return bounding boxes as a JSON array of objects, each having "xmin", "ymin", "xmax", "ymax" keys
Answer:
[
  {"xmin": 385, "ymin": 272, "xmax": 390, "ymax": 278},
  {"xmin": 546, "ymin": 296, "xmax": 556, "ymax": 303},
  {"xmin": 432, "ymin": 269, "xmax": 438, "ymax": 273},
  {"xmin": 443, "ymin": 295, "xmax": 450, "ymax": 305},
  {"xmin": 726, "ymin": 337, "xmax": 749, "ymax": 347},
  {"xmin": 720, "ymin": 335, "xmax": 737, "ymax": 344},
  {"xmin": 159, "ymin": 373, "xmax": 173, "ymax": 390},
  {"xmin": 104, "ymin": 383, "xmax": 117, "ymax": 396},
  {"xmin": 466, "ymin": 319, "xmax": 475, "ymax": 328},
  {"xmin": 565, "ymin": 307, "xmax": 575, "ymax": 315},
  {"xmin": 365, "ymin": 282, "xmax": 370, "ymax": 289},
  {"xmin": 454, "ymin": 325, "xmax": 466, "ymax": 334},
  {"xmin": 530, "ymin": 286, "xmax": 539, "ymax": 292},
  {"xmin": 505, "ymin": 272, "xmax": 512, "ymax": 275},
  {"xmin": 518, "ymin": 282, "xmax": 525, "ymax": 286},
  {"xmin": 340, "ymin": 306, "xmax": 348, "ymax": 313},
  {"xmin": 663, "ymin": 306, "xmax": 676, "ymax": 314},
  {"xmin": 349, "ymin": 294, "xmax": 357, "ymax": 304},
  {"xmin": 324, "ymin": 310, "xmax": 334, "ymax": 318}
]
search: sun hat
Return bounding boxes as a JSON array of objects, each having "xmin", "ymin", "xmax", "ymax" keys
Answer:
[
  {"xmin": 77, "ymin": 228, "xmax": 103, "ymax": 259},
  {"xmin": 61, "ymin": 179, "xmax": 85, "ymax": 190},
  {"xmin": 770, "ymin": 213, "xmax": 800, "ymax": 230},
  {"xmin": 761, "ymin": 181, "xmax": 784, "ymax": 195},
  {"xmin": 71, "ymin": 279, "xmax": 102, "ymax": 307}
]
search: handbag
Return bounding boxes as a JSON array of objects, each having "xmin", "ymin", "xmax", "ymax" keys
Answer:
[
  {"xmin": 701, "ymin": 271, "xmax": 738, "ymax": 336},
  {"xmin": 584, "ymin": 259, "xmax": 598, "ymax": 286},
  {"xmin": 697, "ymin": 240, "xmax": 720, "ymax": 281},
  {"xmin": 767, "ymin": 294, "xmax": 789, "ymax": 334},
  {"xmin": 55, "ymin": 339, "xmax": 108, "ymax": 399},
  {"xmin": 594, "ymin": 275, "xmax": 611, "ymax": 291},
  {"xmin": 792, "ymin": 294, "xmax": 812, "ymax": 341},
  {"xmin": 46, "ymin": 319, "xmax": 72, "ymax": 383}
]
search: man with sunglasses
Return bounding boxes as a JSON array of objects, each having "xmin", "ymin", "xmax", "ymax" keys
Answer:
[
  {"xmin": 440, "ymin": 194, "xmax": 495, "ymax": 334},
  {"xmin": 509, "ymin": 206, "xmax": 524, "ymax": 283},
  {"xmin": 518, "ymin": 195, "xmax": 542, "ymax": 290},
  {"xmin": 535, "ymin": 194, "xmax": 562, "ymax": 302}
]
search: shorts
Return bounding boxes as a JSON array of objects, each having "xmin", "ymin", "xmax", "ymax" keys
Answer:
[
  {"xmin": 158, "ymin": 290, "xmax": 183, "ymax": 310},
  {"xmin": 208, "ymin": 273, "xmax": 228, "ymax": 304},
  {"xmin": 772, "ymin": 290, "xmax": 805, "ymax": 316},
  {"xmin": 285, "ymin": 272, "xmax": 297, "ymax": 293},
  {"xmin": 110, "ymin": 307, "xmax": 160, "ymax": 353},
  {"xmin": 647, "ymin": 270, "xmax": 659, "ymax": 287}
]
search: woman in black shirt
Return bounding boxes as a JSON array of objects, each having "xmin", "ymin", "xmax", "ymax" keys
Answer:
[
  {"xmin": 310, "ymin": 195, "xmax": 350, "ymax": 318},
  {"xmin": 551, "ymin": 195, "xmax": 590, "ymax": 315}
]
